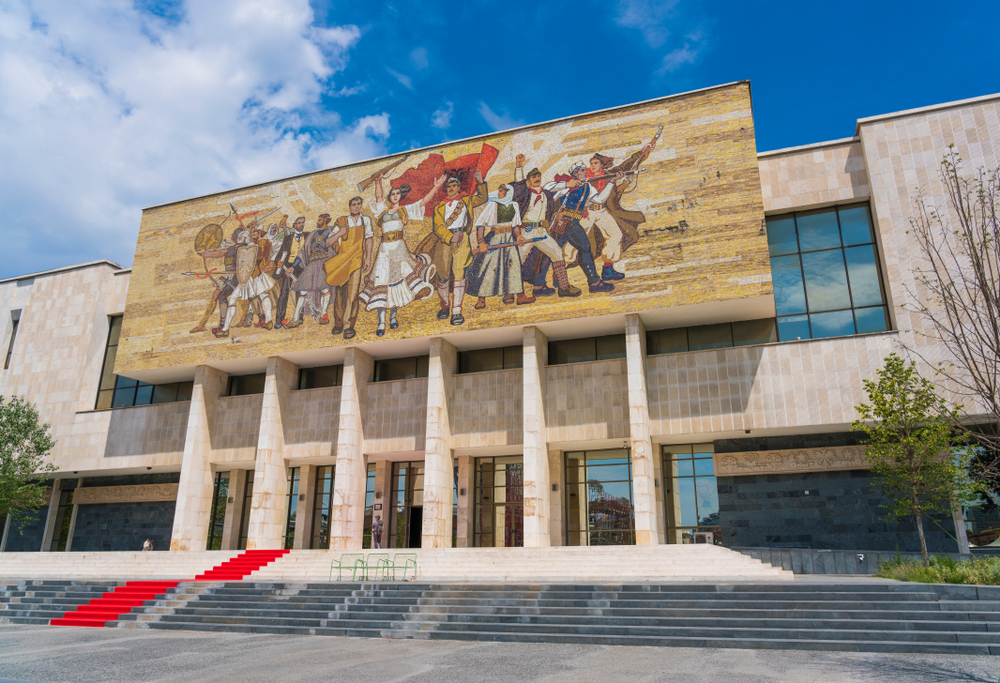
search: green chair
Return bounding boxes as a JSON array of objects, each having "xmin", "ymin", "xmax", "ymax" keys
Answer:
[
  {"xmin": 384, "ymin": 553, "xmax": 417, "ymax": 581},
  {"xmin": 364, "ymin": 553, "xmax": 390, "ymax": 580},
  {"xmin": 329, "ymin": 553, "xmax": 366, "ymax": 581}
]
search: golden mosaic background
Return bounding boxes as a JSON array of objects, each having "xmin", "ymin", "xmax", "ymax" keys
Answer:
[{"xmin": 118, "ymin": 83, "xmax": 769, "ymax": 373}]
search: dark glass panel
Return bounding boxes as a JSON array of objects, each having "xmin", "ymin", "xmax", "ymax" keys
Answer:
[
  {"xmin": 854, "ymin": 306, "xmax": 889, "ymax": 334},
  {"xmin": 503, "ymin": 345, "xmax": 523, "ymax": 369},
  {"xmin": 98, "ymin": 346, "xmax": 118, "ymax": 392},
  {"xmin": 299, "ymin": 365, "xmax": 342, "ymax": 389},
  {"xmin": 229, "ymin": 373, "xmax": 266, "ymax": 396},
  {"xmin": 795, "ymin": 208, "xmax": 841, "ymax": 252},
  {"xmin": 732, "ymin": 319, "xmax": 778, "ymax": 346},
  {"xmin": 688, "ymin": 323, "xmax": 733, "ymax": 351},
  {"xmin": 550, "ymin": 338, "xmax": 596, "ymax": 365},
  {"xmin": 134, "ymin": 383, "xmax": 154, "ymax": 406},
  {"xmin": 838, "ymin": 205, "xmax": 874, "ymax": 246},
  {"xmin": 595, "ymin": 334, "xmax": 626, "ymax": 360},
  {"xmin": 801, "ymin": 250, "xmax": 851, "ymax": 312},
  {"xmin": 770, "ymin": 255, "xmax": 807, "ymax": 315},
  {"xmin": 415, "ymin": 355, "xmax": 429, "ymax": 378},
  {"xmin": 648, "ymin": 328, "xmax": 688, "ymax": 355},
  {"xmin": 112, "ymin": 386, "xmax": 137, "ymax": 408},
  {"xmin": 114, "ymin": 375, "xmax": 138, "ymax": 390},
  {"xmin": 765, "ymin": 215, "xmax": 798, "ymax": 256},
  {"xmin": 664, "ymin": 445, "xmax": 693, "ymax": 458},
  {"xmin": 175, "ymin": 381, "xmax": 194, "ymax": 401},
  {"xmin": 107, "ymin": 316, "xmax": 123, "ymax": 347},
  {"xmin": 460, "ymin": 348, "xmax": 503, "ymax": 374},
  {"xmin": 585, "ymin": 449, "xmax": 630, "ymax": 462},
  {"xmin": 810, "ymin": 310, "xmax": 856, "ymax": 339},
  {"xmin": 777, "ymin": 314, "xmax": 811, "ymax": 341},
  {"xmin": 844, "ymin": 245, "xmax": 884, "ymax": 307},
  {"xmin": 151, "ymin": 384, "xmax": 177, "ymax": 404}
]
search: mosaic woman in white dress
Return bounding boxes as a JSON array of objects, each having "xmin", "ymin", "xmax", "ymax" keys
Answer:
[{"xmin": 359, "ymin": 174, "xmax": 444, "ymax": 336}]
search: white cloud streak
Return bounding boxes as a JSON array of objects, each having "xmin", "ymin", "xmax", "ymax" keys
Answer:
[
  {"xmin": 386, "ymin": 67, "xmax": 413, "ymax": 90},
  {"xmin": 478, "ymin": 102, "xmax": 523, "ymax": 132},
  {"xmin": 0, "ymin": 0, "xmax": 389, "ymax": 276},
  {"xmin": 431, "ymin": 101, "xmax": 454, "ymax": 129}
]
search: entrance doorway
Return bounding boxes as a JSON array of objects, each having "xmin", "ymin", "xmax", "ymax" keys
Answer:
[
  {"xmin": 662, "ymin": 444, "xmax": 720, "ymax": 544},
  {"xmin": 565, "ymin": 448, "xmax": 635, "ymax": 546},
  {"xmin": 474, "ymin": 456, "xmax": 523, "ymax": 547},
  {"xmin": 389, "ymin": 461, "xmax": 424, "ymax": 548}
]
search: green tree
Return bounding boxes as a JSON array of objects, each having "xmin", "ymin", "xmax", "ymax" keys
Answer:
[
  {"xmin": 0, "ymin": 395, "xmax": 57, "ymax": 530},
  {"xmin": 852, "ymin": 353, "xmax": 976, "ymax": 566}
]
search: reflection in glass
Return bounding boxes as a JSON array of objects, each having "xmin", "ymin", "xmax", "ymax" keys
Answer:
[
  {"xmin": 664, "ymin": 444, "xmax": 719, "ymax": 544},
  {"xmin": 777, "ymin": 314, "xmax": 811, "ymax": 341},
  {"xmin": 565, "ymin": 449, "xmax": 634, "ymax": 546},
  {"xmin": 810, "ymin": 310, "xmax": 856, "ymax": 339},
  {"xmin": 838, "ymin": 205, "xmax": 873, "ymax": 246},
  {"xmin": 844, "ymin": 245, "xmax": 883, "ymax": 307},
  {"xmin": 771, "ymin": 255, "xmax": 807, "ymax": 315},
  {"xmin": 795, "ymin": 209, "xmax": 841, "ymax": 252},
  {"xmin": 765, "ymin": 215, "xmax": 798, "ymax": 256},
  {"xmin": 854, "ymin": 306, "xmax": 889, "ymax": 334},
  {"xmin": 801, "ymin": 250, "xmax": 851, "ymax": 312},
  {"xmin": 475, "ymin": 456, "xmax": 524, "ymax": 547}
]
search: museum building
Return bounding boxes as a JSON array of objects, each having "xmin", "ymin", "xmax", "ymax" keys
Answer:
[{"xmin": 1, "ymin": 83, "xmax": 997, "ymax": 559}]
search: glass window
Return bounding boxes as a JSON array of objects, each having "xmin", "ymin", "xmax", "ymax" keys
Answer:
[
  {"xmin": 283, "ymin": 467, "xmax": 300, "ymax": 550},
  {"xmin": 298, "ymin": 365, "xmax": 343, "ymax": 390},
  {"xmin": 550, "ymin": 338, "xmax": 596, "ymax": 365},
  {"xmin": 151, "ymin": 384, "xmax": 178, "ymax": 404},
  {"xmin": 732, "ymin": 319, "xmax": 777, "ymax": 346},
  {"xmin": 565, "ymin": 449, "xmax": 634, "ymax": 546},
  {"xmin": 663, "ymin": 444, "xmax": 719, "ymax": 544},
  {"xmin": 595, "ymin": 334, "xmax": 626, "ymax": 360},
  {"xmin": 765, "ymin": 216, "xmax": 798, "ymax": 256},
  {"xmin": 475, "ymin": 456, "xmax": 524, "ymax": 548},
  {"xmin": 228, "ymin": 373, "xmax": 266, "ymax": 396},
  {"xmin": 238, "ymin": 470, "xmax": 254, "ymax": 550},
  {"xmin": 503, "ymin": 345, "xmax": 523, "ymax": 369},
  {"xmin": 206, "ymin": 471, "xmax": 229, "ymax": 550},
  {"xmin": 4, "ymin": 316, "xmax": 19, "ymax": 370},
  {"xmin": 374, "ymin": 356, "xmax": 430, "ymax": 382},
  {"xmin": 311, "ymin": 465, "xmax": 335, "ymax": 549},
  {"xmin": 458, "ymin": 345, "xmax": 522, "ymax": 373},
  {"xmin": 768, "ymin": 205, "xmax": 888, "ymax": 342},
  {"xmin": 362, "ymin": 463, "xmax": 376, "ymax": 549},
  {"xmin": 647, "ymin": 328, "xmax": 688, "ymax": 355},
  {"xmin": 95, "ymin": 315, "xmax": 193, "ymax": 409},
  {"xmin": 688, "ymin": 323, "xmax": 733, "ymax": 351}
]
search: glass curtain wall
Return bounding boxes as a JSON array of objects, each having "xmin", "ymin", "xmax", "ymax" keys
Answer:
[
  {"xmin": 237, "ymin": 470, "xmax": 254, "ymax": 550},
  {"xmin": 565, "ymin": 449, "xmax": 635, "ymax": 546},
  {"xmin": 474, "ymin": 456, "xmax": 524, "ymax": 547},
  {"xmin": 663, "ymin": 444, "xmax": 720, "ymax": 543},
  {"xmin": 389, "ymin": 462, "xmax": 424, "ymax": 548},
  {"xmin": 310, "ymin": 466, "xmax": 335, "ymax": 549},
  {"xmin": 206, "ymin": 471, "xmax": 229, "ymax": 550},
  {"xmin": 362, "ymin": 463, "xmax": 376, "ymax": 549},
  {"xmin": 283, "ymin": 467, "xmax": 300, "ymax": 549},
  {"xmin": 49, "ymin": 489, "xmax": 74, "ymax": 552}
]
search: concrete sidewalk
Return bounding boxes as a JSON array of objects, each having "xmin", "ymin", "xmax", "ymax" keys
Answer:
[{"xmin": 0, "ymin": 624, "xmax": 996, "ymax": 683}]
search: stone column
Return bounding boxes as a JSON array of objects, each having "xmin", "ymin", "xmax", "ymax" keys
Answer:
[
  {"xmin": 456, "ymin": 455, "xmax": 474, "ymax": 548},
  {"xmin": 247, "ymin": 356, "xmax": 297, "ymax": 550},
  {"xmin": 220, "ymin": 470, "xmax": 246, "ymax": 550},
  {"xmin": 39, "ymin": 479, "xmax": 64, "ymax": 552},
  {"xmin": 374, "ymin": 460, "xmax": 392, "ymax": 547},
  {"xmin": 330, "ymin": 348, "xmax": 374, "ymax": 550},
  {"xmin": 547, "ymin": 448, "xmax": 564, "ymax": 545},
  {"xmin": 294, "ymin": 464, "xmax": 316, "ymax": 549},
  {"xmin": 422, "ymin": 338, "xmax": 457, "ymax": 549},
  {"xmin": 626, "ymin": 314, "xmax": 660, "ymax": 545},
  {"xmin": 522, "ymin": 326, "xmax": 551, "ymax": 547},
  {"xmin": 63, "ymin": 477, "xmax": 83, "ymax": 552}
]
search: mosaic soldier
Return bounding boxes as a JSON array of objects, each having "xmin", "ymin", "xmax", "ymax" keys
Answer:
[
  {"xmin": 510, "ymin": 155, "xmax": 580, "ymax": 299},
  {"xmin": 285, "ymin": 215, "xmax": 335, "ymax": 328},
  {"xmin": 359, "ymin": 176, "xmax": 439, "ymax": 336},
  {"xmin": 273, "ymin": 216, "xmax": 307, "ymax": 329},
  {"xmin": 425, "ymin": 171, "xmax": 489, "ymax": 326},
  {"xmin": 212, "ymin": 227, "xmax": 277, "ymax": 338},
  {"xmin": 189, "ymin": 230, "xmax": 239, "ymax": 334},
  {"xmin": 323, "ymin": 197, "xmax": 374, "ymax": 340},
  {"xmin": 466, "ymin": 183, "xmax": 525, "ymax": 309}
]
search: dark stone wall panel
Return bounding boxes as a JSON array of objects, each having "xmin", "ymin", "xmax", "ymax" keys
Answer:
[
  {"xmin": 4, "ymin": 511, "xmax": 47, "ymax": 552},
  {"xmin": 70, "ymin": 501, "xmax": 175, "ymax": 552}
]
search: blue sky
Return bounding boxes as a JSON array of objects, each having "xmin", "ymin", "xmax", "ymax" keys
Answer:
[{"xmin": 0, "ymin": 0, "xmax": 997, "ymax": 278}]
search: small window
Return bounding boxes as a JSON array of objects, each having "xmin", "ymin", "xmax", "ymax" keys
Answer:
[
  {"xmin": 732, "ymin": 319, "xmax": 778, "ymax": 346},
  {"xmin": 373, "ymin": 356, "xmax": 429, "ymax": 382},
  {"xmin": 688, "ymin": 323, "xmax": 733, "ymax": 351},
  {"xmin": 227, "ymin": 373, "xmax": 266, "ymax": 396},
  {"xmin": 548, "ymin": 335, "xmax": 626, "ymax": 365},
  {"xmin": 95, "ymin": 315, "xmax": 192, "ymax": 409},
  {"xmin": 4, "ymin": 312, "xmax": 20, "ymax": 370},
  {"xmin": 298, "ymin": 365, "xmax": 343, "ymax": 390},
  {"xmin": 458, "ymin": 345, "xmax": 523, "ymax": 373},
  {"xmin": 647, "ymin": 328, "xmax": 688, "ymax": 355}
]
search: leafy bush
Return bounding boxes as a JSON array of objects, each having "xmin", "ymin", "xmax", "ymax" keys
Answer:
[{"xmin": 877, "ymin": 555, "xmax": 1000, "ymax": 584}]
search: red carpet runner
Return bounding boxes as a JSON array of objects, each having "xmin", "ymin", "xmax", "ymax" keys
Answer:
[{"xmin": 50, "ymin": 549, "xmax": 289, "ymax": 627}]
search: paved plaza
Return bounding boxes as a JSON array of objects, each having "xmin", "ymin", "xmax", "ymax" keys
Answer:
[{"xmin": 0, "ymin": 624, "xmax": 996, "ymax": 683}]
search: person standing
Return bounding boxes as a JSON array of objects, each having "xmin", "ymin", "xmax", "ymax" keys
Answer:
[
  {"xmin": 466, "ymin": 183, "xmax": 525, "ymax": 309},
  {"xmin": 142, "ymin": 538, "xmax": 153, "ymax": 551},
  {"xmin": 273, "ymin": 216, "xmax": 307, "ymax": 329},
  {"xmin": 372, "ymin": 515, "xmax": 383, "ymax": 549},
  {"xmin": 323, "ymin": 197, "xmax": 374, "ymax": 340},
  {"xmin": 285, "ymin": 215, "xmax": 335, "ymax": 328}
]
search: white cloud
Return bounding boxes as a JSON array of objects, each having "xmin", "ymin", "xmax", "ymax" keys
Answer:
[
  {"xmin": 0, "ymin": 0, "xmax": 389, "ymax": 276},
  {"xmin": 431, "ymin": 101, "xmax": 454, "ymax": 129},
  {"xmin": 656, "ymin": 30, "xmax": 706, "ymax": 73},
  {"xmin": 615, "ymin": 0, "xmax": 681, "ymax": 48},
  {"xmin": 410, "ymin": 46, "xmax": 428, "ymax": 71},
  {"xmin": 478, "ymin": 102, "xmax": 523, "ymax": 132},
  {"xmin": 386, "ymin": 67, "xmax": 413, "ymax": 90}
]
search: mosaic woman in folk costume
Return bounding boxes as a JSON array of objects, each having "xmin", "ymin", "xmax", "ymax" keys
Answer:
[
  {"xmin": 466, "ymin": 184, "xmax": 527, "ymax": 309},
  {"xmin": 358, "ymin": 174, "xmax": 443, "ymax": 336}
]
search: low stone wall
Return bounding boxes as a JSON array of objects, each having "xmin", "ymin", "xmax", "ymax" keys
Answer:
[{"xmin": 736, "ymin": 546, "xmax": 998, "ymax": 575}]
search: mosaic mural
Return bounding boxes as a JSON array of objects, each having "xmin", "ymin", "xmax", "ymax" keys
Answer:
[{"xmin": 118, "ymin": 82, "xmax": 769, "ymax": 372}]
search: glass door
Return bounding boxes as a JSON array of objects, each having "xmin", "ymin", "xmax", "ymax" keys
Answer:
[
  {"xmin": 663, "ymin": 444, "xmax": 720, "ymax": 544},
  {"xmin": 474, "ymin": 456, "xmax": 523, "ymax": 547},
  {"xmin": 237, "ymin": 470, "xmax": 254, "ymax": 550},
  {"xmin": 389, "ymin": 462, "xmax": 424, "ymax": 548},
  {"xmin": 565, "ymin": 449, "xmax": 635, "ymax": 546},
  {"xmin": 206, "ymin": 471, "xmax": 229, "ymax": 550},
  {"xmin": 310, "ymin": 465, "xmax": 335, "ymax": 549}
]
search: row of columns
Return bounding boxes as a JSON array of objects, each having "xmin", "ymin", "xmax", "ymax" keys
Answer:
[{"xmin": 170, "ymin": 314, "xmax": 663, "ymax": 551}]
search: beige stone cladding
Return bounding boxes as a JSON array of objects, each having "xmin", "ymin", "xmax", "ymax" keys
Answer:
[
  {"xmin": 422, "ymin": 339, "xmax": 456, "ymax": 548},
  {"xmin": 451, "ymin": 368, "xmax": 523, "ymax": 449},
  {"xmin": 363, "ymin": 377, "xmax": 428, "ymax": 453},
  {"xmin": 856, "ymin": 94, "xmax": 1000, "ymax": 414},
  {"xmin": 284, "ymin": 386, "xmax": 341, "ymax": 460},
  {"xmin": 522, "ymin": 326, "xmax": 551, "ymax": 547},
  {"xmin": 330, "ymin": 348, "xmax": 373, "ymax": 550},
  {"xmin": 647, "ymin": 332, "xmax": 898, "ymax": 435},
  {"xmin": 625, "ymin": 314, "xmax": 659, "ymax": 545},
  {"xmin": 544, "ymin": 358, "xmax": 629, "ymax": 443},
  {"xmin": 210, "ymin": 394, "xmax": 263, "ymax": 464},
  {"xmin": 758, "ymin": 139, "xmax": 870, "ymax": 212}
]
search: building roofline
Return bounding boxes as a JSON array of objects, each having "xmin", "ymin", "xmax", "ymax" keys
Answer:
[
  {"xmin": 854, "ymin": 92, "xmax": 1000, "ymax": 134},
  {"xmin": 757, "ymin": 136, "xmax": 859, "ymax": 158},
  {"xmin": 0, "ymin": 260, "xmax": 125, "ymax": 285},
  {"xmin": 142, "ymin": 80, "xmax": 752, "ymax": 212}
]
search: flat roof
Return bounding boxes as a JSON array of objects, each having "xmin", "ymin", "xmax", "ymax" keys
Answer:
[
  {"xmin": 855, "ymin": 92, "xmax": 1000, "ymax": 133},
  {"xmin": 0, "ymin": 260, "xmax": 124, "ymax": 285}
]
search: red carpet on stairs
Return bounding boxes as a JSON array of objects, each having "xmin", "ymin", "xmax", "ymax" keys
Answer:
[{"xmin": 50, "ymin": 549, "xmax": 289, "ymax": 627}]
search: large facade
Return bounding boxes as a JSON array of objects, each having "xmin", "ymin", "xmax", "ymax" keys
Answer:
[{"xmin": 2, "ymin": 84, "xmax": 997, "ymax": 556}]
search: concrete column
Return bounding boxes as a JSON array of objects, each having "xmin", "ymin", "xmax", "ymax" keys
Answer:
[
  {"xmin": 422, "ymin": 338, "xmax": 457, "ymax": 549},
  {"xmin": 374, "ymin": 460, "xmax": 392, "ymax": 547},
  {"xmin": 220, "ymin": 470, "xmax": 246, "ymax": 550},
  {"xmin": 626, "ymin": 314, "xmax": 660, "ymax": 545},
  {"xmin": 64, "ymin": 477, "xmax": 83, "ymax": 552},
  {"xmin": 40, "ymin": 478, "xmax": 64, "ymax": 551},
  {"xmin": 523, "ymin": 326, "xmax": 551, "ymax": 547},
  {"xmin": 247, "ymin": 356, "xmax": 297, "ymax": 550},
  {"xmin": 330, "ymin": 348, "xmax": 374, "ymax": 550},
  {"xmin": 171, "ymin": 365, "xmax": 227, "ymax": 551},
  {"xmin": 456, "ymin": 455, "xmax": 474, "ymax": 548},
  {"xmin": 653, "ymin": 450, "xmax": 666, "ymax": 544},
  {"xmin": 294, "ymin": 464, "xmax": 316, "ymax": 549}
]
